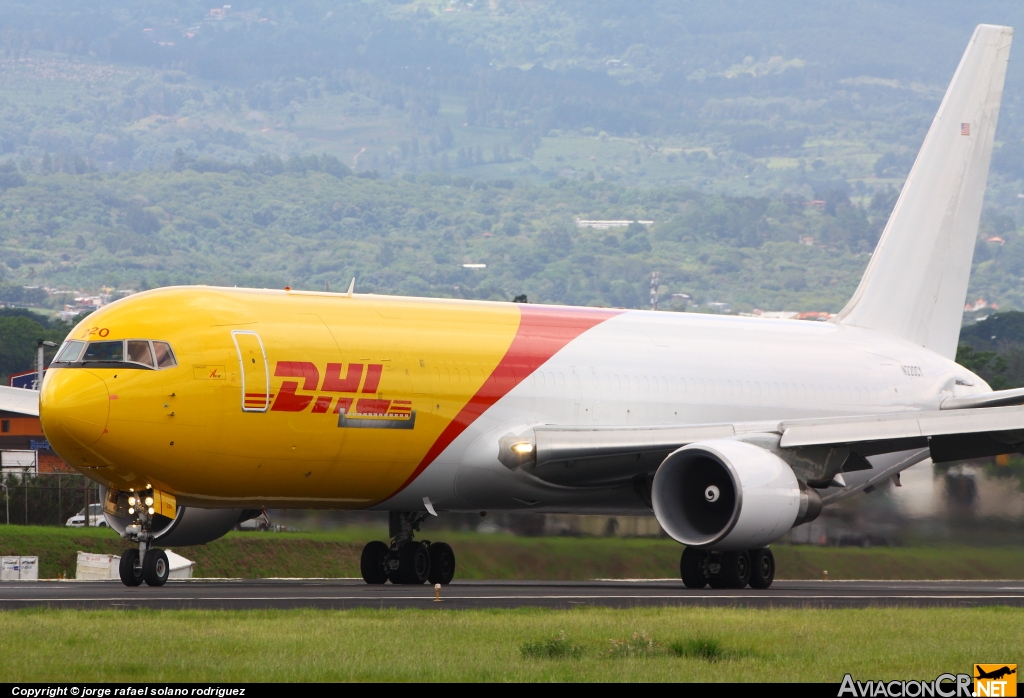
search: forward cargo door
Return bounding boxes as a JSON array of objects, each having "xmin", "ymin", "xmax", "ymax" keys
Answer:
[{"xmin": 232, "ymin": 330, "xmax": 270, "ymax": 412}]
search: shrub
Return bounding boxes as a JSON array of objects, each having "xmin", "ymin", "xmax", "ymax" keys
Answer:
[
  {"xmin": 669, "ymin": 636, "xmax": 725, "ymax": 661},
  {"xmin": 520, "ymin": 631, "xmax": 584, "ymax": 659},
  {"xmin": 607, "ymin": 631, "xmax": 658, "ymax": 657}
]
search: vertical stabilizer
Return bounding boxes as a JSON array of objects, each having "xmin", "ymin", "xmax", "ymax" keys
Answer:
[{"xmin": 835, "ymin": 25, "xmax": 1012, "ymax": 358}]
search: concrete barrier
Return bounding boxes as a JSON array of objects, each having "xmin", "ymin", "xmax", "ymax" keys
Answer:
[
  {"xmin": 1, "ymin": 556, "xmax": 39, "ymax": 581},
  {"xmin": 76, "ymin": 550, "xmax": 195, "ymax": 580},
  {"xmin": 76, "ymin": 552, "xmax": 119, "ymax": 580}
]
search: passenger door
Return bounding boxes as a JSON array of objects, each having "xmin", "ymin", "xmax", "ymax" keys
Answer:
[{"xmin": 232, "ymin": 330, "xmax": 269, "ymax": 412}]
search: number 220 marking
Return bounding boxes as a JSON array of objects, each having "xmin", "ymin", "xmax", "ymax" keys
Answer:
[{"xmin": 78, "ymin": 326, "xmax": 110, "ymax": 339}]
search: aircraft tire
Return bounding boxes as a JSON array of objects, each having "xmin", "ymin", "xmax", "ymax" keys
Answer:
[
  {"xmin": 748, "ymin": 548, "xmax": 775, "ymax": 589},
  {"xmin": 142, "ymin": 549, "xmax": 170, "ymax": 587},
  {"xmin": 119, "ymin": 549, "xmax": 144, "ymax": 587},
  {"xmin": 360, "ymin": 541, "xmax": 389, "ymax": 584},
  {"xmin": 680, "ymin": 547, "xmax": 709, "ymax": 589},
  {"xmin": 398, "ymin": 541, "xmax": 431, "ymax": 585},
  {"xmin": 718, "ymin": 551, "xmax": 751, "ymax": 589},
  {"xmin": 427, "ymin": 542, "xmax": 456, "ymax": 585}
]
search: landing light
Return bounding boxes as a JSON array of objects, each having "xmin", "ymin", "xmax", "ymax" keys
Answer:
[
  {"xmin": 148, "ymin": 507, "xmax": 155, "ymax": 515},
  {"xmin": 128, "ymin": 508, "xmax": 135, "ymax": 515},
  {"xmin": 144, "ymin": 496, "xmax": 154, "ymax": 507},
  {"xmin": 510, "ymin": 442, "xmax": 535, "ymax": 455},
  {"xmin": 128, "ymin": 497, "xmax": 136, "ymax": 506}
]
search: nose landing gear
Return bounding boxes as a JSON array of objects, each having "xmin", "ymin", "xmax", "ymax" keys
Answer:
[
  {"xmin": 116, "ymin": 488, "xmax": 172, "ymax": 587},
  {"xmin": 680, "ymin": 546, "xmax": 774, "ymax": 589},
  {"xmin": 360, "ymin": 511, "xmax": 457, "ymax": 585},
  {"xmin": 117, "ymin": 541, "xmax": 170, "ymax": 587}
]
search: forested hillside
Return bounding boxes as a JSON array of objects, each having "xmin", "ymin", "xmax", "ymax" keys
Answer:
[
  {"xmin": 7, "ymin": 1, "xmax": 1024, "ymax": 193},
  {"xmin": 0, "ymin": 166, "xmax": 889, "ymax": 310},
  {"xmin": 2, "ymin": 1, "xmax": 1024, "ymax": 313}
]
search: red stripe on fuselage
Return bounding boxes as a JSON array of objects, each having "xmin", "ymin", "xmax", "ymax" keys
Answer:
[{"xmin": 385, "ymin": 304, "xmax": 621, "ymax": 500}]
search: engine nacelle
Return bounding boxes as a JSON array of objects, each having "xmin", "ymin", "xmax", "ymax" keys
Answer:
[
  {"xmin": 652, "ymin": 439, "xmax": 818, "ymax": 550},
  {"xmin": 100, "ymin": 486, "xmax": 251, "ymax": 546}
]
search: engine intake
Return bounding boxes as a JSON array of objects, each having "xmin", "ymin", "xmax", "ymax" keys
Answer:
[{"xmin": 652, "ymin": 440, "xmax": 816, "ymax": 550}]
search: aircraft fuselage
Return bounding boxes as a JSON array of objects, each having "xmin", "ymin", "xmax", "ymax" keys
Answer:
[{"xmin": 39, "ymin": 286, "xmax": 983, "ymax": 513}]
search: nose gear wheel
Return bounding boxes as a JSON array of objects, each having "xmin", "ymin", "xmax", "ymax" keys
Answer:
[
  {"xmin": 118, "ymin": 549, "xmax": 144, "ymax": 587},
  {"xmin": 143, "ymin": 549, "xmax": 170, "ymax": 587}
]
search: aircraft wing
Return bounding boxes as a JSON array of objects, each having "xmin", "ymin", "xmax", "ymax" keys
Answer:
[
  {"xmin": 778, "ymin": 402, "xmax": 1024, "ymax": 459},
  {"xmin": 0, "ymin": 385, "xmax": 40, "ymax": 417},
  {"xmin": 511, "ymin": 422, "xmax": 742, "ymax": 486},
  {"xmin": 508, "ymin": 403, "xmax": 1024, "ymax": 488},
  {"xmin": 940, "ymin": 385, "xmax": 1024, "ymax": 409}
]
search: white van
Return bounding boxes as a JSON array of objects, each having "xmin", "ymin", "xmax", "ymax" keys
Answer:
[{"xmin": 65, "ymin": 503, "xmax": 106, "ymax": 528}]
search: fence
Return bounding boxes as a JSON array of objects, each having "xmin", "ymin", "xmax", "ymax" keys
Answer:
[{"xmin": 1, "ymin": 472, "xmax": 100, "ymax": 527}]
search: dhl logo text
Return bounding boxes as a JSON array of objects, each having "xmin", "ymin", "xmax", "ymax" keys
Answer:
[{"xmin": 243, "ymin": 362, "xmax": 413, "ymax": 423}]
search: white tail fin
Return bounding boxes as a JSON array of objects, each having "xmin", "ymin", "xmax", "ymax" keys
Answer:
[{"xmin": 835, "ymin": 25, "xmax": 1012, "ymax": 358}]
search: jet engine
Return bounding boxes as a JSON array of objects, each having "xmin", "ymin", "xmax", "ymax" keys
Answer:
[
  {"xmin": 99, "ymin": 486, "xmax": 254, "ymax": 546},
  {"xmin": 651, "ymin": 440, "xmax": 821, "ymax": 550}
]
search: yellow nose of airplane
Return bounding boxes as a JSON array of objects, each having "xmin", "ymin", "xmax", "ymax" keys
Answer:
[{"xmin": 40, "ymin": 369, "xmax": 110, "ymax": 455}]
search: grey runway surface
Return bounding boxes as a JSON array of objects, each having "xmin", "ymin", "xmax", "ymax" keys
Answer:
[{"xmin": 1, "ymin": 579, "xmax": 1023, "ymax": 610}]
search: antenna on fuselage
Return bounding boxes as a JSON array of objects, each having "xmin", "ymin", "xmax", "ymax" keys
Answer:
[{"xmin": 346, "ymin": 277, "xmax": 355, "ymax": 298}]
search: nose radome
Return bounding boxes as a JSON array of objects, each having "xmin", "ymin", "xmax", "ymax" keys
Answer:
[{"xmin": 40, "ymin": 369, "xmax": 110, "ymax": 450}]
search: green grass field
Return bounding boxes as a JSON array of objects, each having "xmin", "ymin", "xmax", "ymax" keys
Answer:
[
  {"xmin": 0, "ymin": 607, "xmax": 1019, "ymax": 681},
  {"xmin": 3, "ymin": 527, "xmax": 1022, "ymax": 682},
  {"xmin": 3, "ymin": 525, "xmax": 1024, "ymax": 580}
]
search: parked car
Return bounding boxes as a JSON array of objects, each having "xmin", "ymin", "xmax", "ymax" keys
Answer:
[
  {"xmin": 65, "ymin": 503, "xmax": 107, "ymax": 528},
  {"xmin": 235, "ymin": 511, "xmax": 286, "ymax": 532}
]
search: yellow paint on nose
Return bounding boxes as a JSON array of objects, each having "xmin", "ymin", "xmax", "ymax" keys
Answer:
[{"xmin": 40, "ymin": 368, "xmax": 110, "ymax": 450}]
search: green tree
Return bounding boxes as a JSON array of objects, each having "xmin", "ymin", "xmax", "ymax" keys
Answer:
[
  {"xmin": 955, "ymin": 344, "xmax": 1009, "ymax": 390},
  {"xmin": 0, "ymin": 310, "xmax": 71, "ymax": 384},
  {"xmin": 0, "ymin": 161, "xmax": 26, "ymax": 191}
]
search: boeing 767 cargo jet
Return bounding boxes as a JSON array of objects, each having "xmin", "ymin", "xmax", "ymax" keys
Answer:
[{"xmin": 36, "ymin": 25, "xmax": 1019, "ymax": 589}]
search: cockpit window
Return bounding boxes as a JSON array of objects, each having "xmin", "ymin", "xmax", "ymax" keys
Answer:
[
  {"xmin": 81, "ymin": 341, "xmax": 124, "ymax": 363},
  {"xmin": 153, "ymin": 341, "xmax": 176, "ymax": 368},
  {"xmin": 53, "ymin": 339, "xmax": 177, "ymax": 370},
  {"xmin": 55, "ymin": 341, "xmax": 85, "ymax": 363},
  {"xmin": 126, "ymin": 340, "xmax": 155, "ymax": 368}
]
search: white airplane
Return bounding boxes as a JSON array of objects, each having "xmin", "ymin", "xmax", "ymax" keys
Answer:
[{"xmin": 39, "ymin": 25, "xmax": 1018, "ymax": 589}]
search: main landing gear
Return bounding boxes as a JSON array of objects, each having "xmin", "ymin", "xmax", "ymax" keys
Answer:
[
  {"xmin": 680, "ymin": 546, "xmax": 775, "ymax": 590},
  {"xmin": 360, "ymin": 512, "xmax": 456, "ymax": 585}
]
